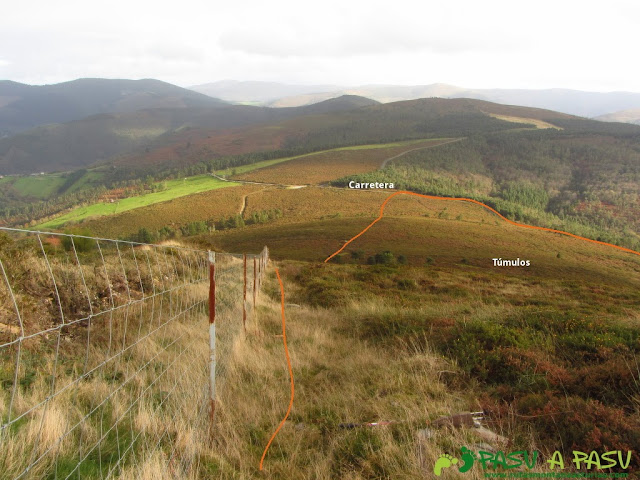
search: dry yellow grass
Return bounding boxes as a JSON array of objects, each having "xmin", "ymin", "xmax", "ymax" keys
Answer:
[
  {"xmin": 0, "ymin": 235, "xmax": 218, "ymax": 478},
  {"xmin": 3, "ymin": 231, "xmax": 573, "ymax": 478},
  {"xmin": 197, "ymin": 265, "xmax": 517, "ymax": 479},
  {"xmin": 486, "ymin": 113, "xmax": 562, "ymax": 130},
  {"xmin": 0, "ymin": 296, "xmax": 212, "ymax": 478}
]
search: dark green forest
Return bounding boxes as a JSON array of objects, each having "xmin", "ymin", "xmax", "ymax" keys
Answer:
[{"xmin": 333, "ymin": 130, "xmax": 640, "ymax": 250}]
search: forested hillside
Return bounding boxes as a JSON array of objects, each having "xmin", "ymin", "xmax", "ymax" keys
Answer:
[
  {"xmin": 0, "ymin": 97, "xmax": 534, "ymax": 223},
  {"xmin": 0, "ymin": 78, "xmax": 225, "ymax": 137},
  {"xmin": 3, "ymin": 96, "xmax": 640, "ymax": 245},
  {"xmin": 333, "ymin": 129, "xmax": 640, "ymax": 250}
]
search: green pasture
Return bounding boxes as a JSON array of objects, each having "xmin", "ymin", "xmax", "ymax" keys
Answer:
[
  {"xmin": 0, "ymin": 174, "xmax": 66, "ymax": 199},
  {"xmin": 38, "ymin": 175, "xmax": 239, "ymax": 229}
]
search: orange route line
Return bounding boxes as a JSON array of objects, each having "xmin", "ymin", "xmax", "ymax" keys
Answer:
[
  {"xmin": 259, "ymin": 267, "xmax": 295, "ymax": 471},
  {"xmin": 324, "ymin": 190, "xmax": 640, "ymax": 263}
]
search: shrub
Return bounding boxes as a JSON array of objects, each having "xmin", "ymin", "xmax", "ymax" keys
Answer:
[
  {"xmin": 61, "ymin": 228, "xmax": 95, "ymax": 252},
  {"xmin": 180, "ymin": 221, "xmax": 208, "ymax": 236},
  {"xmin": 374, "ymin": 251, "xmax": 395, "ymax": 265},
  {"xmin": 351, "ymin": 250, "xmax": 365, "ymax": 260},
  {"xmin": 134, "ymin": 227, "xmax": 156, "ymax": 244}
]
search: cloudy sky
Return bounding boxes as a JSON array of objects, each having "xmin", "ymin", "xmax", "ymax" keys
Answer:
[{"xmin": 1, "ymin": 0, "xmax": 639, "ymax": 92}]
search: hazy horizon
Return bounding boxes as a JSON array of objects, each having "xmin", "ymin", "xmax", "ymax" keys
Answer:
[
  {"xmin": 3, "ymin": 78, "xmax": 640, "ymax": 96},
  {"xmin": 1, "ymin": 0, "xmax": 639, "ymax": 92}
]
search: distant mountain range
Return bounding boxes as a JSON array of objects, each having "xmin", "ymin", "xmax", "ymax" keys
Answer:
[
  {"xmin": 2, "ymin": 77, "xmax": 640, "ymax": 176},
  {"xmin": 595, "ymin": 108, "xmax": 640, "ymax": 125},
  {"xmin": 190, "ymin": 80, "xmax": 640, "ymax": 120},
  {"xmin": 190, "ymin": 80, "xmax": 340, "ymax": 105},
  {"xmin": 0, "ymin": 80, "xmax": 379, "ymax": 174},
  {"xmin": 0, "ymin": 78, "xmax": 225, "ymax": 137}
]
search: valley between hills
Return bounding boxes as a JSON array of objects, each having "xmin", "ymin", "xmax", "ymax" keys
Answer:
[{"xmin": 1, "ymin": 80, "xmax": 640, "ymax": 477}]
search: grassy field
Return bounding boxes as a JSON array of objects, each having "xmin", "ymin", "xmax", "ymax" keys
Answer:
[
  {"xmin": 202, "ymin": 254, "xmax": 640, "ymax": 476},
  {"xmin": 4, "ymin": 192, "xmax": 640, "ymax": 476},
  {"xmin": 78, "ymin": 184, "xmax": 261, "ymax": 237},
  {"xmin": 38, "ymin": 175, "xmax": 241, "ymax": 230},
  {"xmin": 199, "ymin": 191, "xmax": 640, "ymax": 472},
  {"xmin": 0, "ymin": 235, "xmax": 503, "ymax": 478},
  {"xmin": 270, "ymin": 260, "xmax": 640, "ymax": 473},
  {"xmin": 0, "ymin": 168, "xmax": 110, "ymax": 199},
  {"xmin": 232, "ymin": 139, "xmax": 454, "ymax": 185},
  {"xmin": 0, "ymin": 174, "xmax": 67, "ymax": 199},
  {"xmin": 64, "ymin": 169, "xmax": 108, "ymax": 193},
  {"xmin": 202, "ymin": 268, "xmax": 489, "ymax": 478}
]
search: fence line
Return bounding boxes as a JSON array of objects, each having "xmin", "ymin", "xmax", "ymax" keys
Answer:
[{"xmin": 0, "ymin": 227, "xmax": 269, "ymax": 478}]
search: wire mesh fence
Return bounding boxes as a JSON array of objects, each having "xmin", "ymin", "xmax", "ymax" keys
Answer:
[
  {"xmin": 206, "ymin": 250, "xmax": 268, "ymax": 430},
  {"xmin": 0, "ymin": 227, "xmax": 268, "ymax": 479}
]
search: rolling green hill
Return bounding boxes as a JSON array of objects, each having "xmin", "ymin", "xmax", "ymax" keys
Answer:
[
  {"xmin": 2, "ymin": 96, "xmax": 640, "ymax": 254},
  {"xmin": 0, "ymin": 78, "xmax": 225, "ymax": 137},
  {"xmin": 91, "ymin": 97, "xmax": 578, "ymax": 177},
  {"xmin": 0, "ymin": 94, "xmax": 381, "ymax": 175}
]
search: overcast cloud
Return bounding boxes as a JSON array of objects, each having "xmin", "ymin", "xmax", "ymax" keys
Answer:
[{"xmin": 1, "ymin": 0, "xmax": 639, "ymax": 92}]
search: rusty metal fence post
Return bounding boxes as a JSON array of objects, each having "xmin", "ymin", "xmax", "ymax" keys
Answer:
[
  {"xmin": 208, "ymin": 250, "xmax": 216, "ymax": 433},
  {"xmin": 257, "ymin": 254, "xmax": 261, "ymax": 293},
  {"xmin": 253, "ymin": 256, "xmax": 257, "ymax": 313},
  {"xmin": 242, "ymin": 253, "xmax": 247, "ymax": 332}
]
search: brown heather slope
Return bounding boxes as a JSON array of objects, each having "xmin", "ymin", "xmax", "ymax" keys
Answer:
[
  {"xmin": 204, "ymin": 257, "xmax": 640, "ymax": 477},
  {"xmin": 79, "ymin": 186, "xmax": 477, "ymax": 238},
  {"xmin": 78, "ymin": 183, "xmax": 640, "ymax": 285},
  {"xmin": 110, "ymin": 124, "xmax": 292, "ymax": 169},
  {"xmin": 205, "ymin": 215, "xmax": 640, "ymax": 285},
  {"xmin": 201, "ymin": 200, "xmax": 640, "ymax": 472},
  {"xmin": 80, "ymin": 184, "xmax": 261, "ymax": 238},
  {"xmin": 240, "ymin": 186, "xmax": 486, "ymax": 225},
  {"xmin": 232, "ymin": 139, "xmax": 455, "ymax": 185}
]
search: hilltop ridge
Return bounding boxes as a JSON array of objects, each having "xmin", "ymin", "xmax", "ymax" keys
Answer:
[
  {"xmin": 192, "ymin": 80, "xmax": 640, "ymax": 119},
  {"xmin": 0, "ymin": 78, "xmax": 226, "ymax": 137}
]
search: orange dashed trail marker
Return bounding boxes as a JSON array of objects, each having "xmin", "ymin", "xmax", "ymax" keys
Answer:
[
  {"xmin": 259, "ymin": 268, "xmax": 295, "ymax": 471},
  {"xmin": 324, "ymin": 190, "xmax": 640, "ymax": 263}
]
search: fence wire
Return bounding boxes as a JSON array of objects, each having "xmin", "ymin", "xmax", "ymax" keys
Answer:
[{"xmin": 0, "ymin": 228, "xmax": 268, "ymax": 479}]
